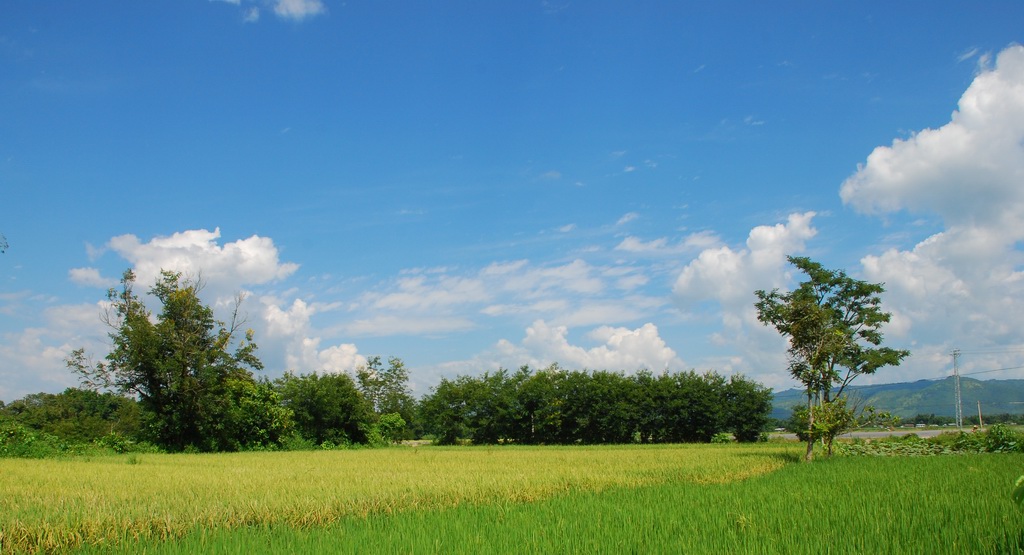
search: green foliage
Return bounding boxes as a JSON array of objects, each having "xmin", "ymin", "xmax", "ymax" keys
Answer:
[
  {"xmin": 67, "ymin": 270, "xmax": 288, "ymax": 452},
  {"xmin": 377, "ymin": 413, "xmax": 407, "ymax": 444},
  {"xmin": 710, "ymin": 432, "xmax": 733, "ymax": 444},
  {"xmin": 418, "ymin": 366, "xmax": 773, "ymax": 445},
  {"xmin": 724, "ymin": 374, "xmax": 773, "ymax": 442},
  {"xmin": 837, "ymin": 425, "xmax": 1024, "ymax": 457},
  {"xmin": 276, "ymin": 371, "xmax": 375, "ymax": 446},
  {"xmin": 0, "ymin": 417, "xmax": 76, "ymax": 458},
  {"xmin": 0, "ymin": 387, "xmax": 142, "ymax": 443},
  {"xmin": 1013, "ymin": 474, "xmax": 1024, "ymax": 509},
  {"xmin": 984, "ymin": 423, "xmax": 1021, "ymax": 453}
]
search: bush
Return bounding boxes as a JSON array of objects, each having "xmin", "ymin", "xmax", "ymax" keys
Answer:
[
  {"xmin": 837, "ymin": 425, "xmax": 1024, "ymax": 457},
  {"xmin": 710, "ymin": 432, "xmax": 733, "ymax": 444},
  {"xmin": 0, "ymin": 418, "xmax": 78, "ymax": 458},
  {"xmin": 985, "ymin": 424, "xmax": 1022, "ymax": 453}
]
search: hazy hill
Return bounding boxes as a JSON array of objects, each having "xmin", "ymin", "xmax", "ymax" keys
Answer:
[{"xmin": 771, "ymin": 377, "xmax": 1024, "ymax": 420}]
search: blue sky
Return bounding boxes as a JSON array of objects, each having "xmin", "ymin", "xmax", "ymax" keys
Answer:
[{"xmin": 3, "ymin": 1, "xmax": 1024, "ymax": 401}]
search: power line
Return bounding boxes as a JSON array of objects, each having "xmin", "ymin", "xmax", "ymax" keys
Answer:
[{"xmin": 961, "ymin": 364, "xmax": 1024, "ymax": 377}]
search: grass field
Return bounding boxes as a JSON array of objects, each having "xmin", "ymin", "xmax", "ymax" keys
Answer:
[{"xmin": 2, "ymin": 444, "xmax": 1022, "ymax": 553}]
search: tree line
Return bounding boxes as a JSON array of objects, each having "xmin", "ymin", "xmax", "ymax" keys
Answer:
[
  {"xmin": 3, "ymin": 269, "xmax": 775, "ymax": 454},
  {"xmin": 419, "ymin": 366, "xmax": 772, "ymax": 445}
]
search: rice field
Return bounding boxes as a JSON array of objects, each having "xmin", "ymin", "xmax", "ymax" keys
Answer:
[{"xmin": 2, "ymin": 444, "xmax": 1022, "ymax": 553}]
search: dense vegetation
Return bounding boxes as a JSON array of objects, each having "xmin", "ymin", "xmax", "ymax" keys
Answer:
[
  {"xmin": 1, "ymin": 364, "xmax": 773, "ymax": 456},
  {"xmin": 418, "ymin": 366, "xmax": 772, "ymax": 445}
]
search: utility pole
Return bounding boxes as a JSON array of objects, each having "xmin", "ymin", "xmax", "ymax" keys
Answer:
[
  {"xmin": 953, "ymin": 349, "xmax": 963, "ymax": 430},
  {"xmin": 978, "ymin": 400, "xmax": 984, "ymax": 428}
]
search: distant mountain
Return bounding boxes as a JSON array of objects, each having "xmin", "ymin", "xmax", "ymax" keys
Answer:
[{"xmin": 770, "ymin": 377, "xmax": 1024, "ymax": 420}]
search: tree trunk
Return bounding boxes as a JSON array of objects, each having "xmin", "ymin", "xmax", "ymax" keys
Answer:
[{"xmin": 804, "ymin": 392, "xmax": 814, "ymax": 462}]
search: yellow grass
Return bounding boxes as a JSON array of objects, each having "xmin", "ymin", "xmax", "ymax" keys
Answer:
[{"xmin": 0, "ymin": 444, "xmax": 797, "ymax": 553}]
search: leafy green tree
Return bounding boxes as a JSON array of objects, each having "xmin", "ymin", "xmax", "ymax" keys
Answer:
[
  {"xmin": 674, "ymin": 371, "xmax": 727, "ymax": 443},
  {"xmin": 67, "ymin": 270, "xmax": 290, "ymax": 452},
  {"xmin": 515, "ymin": 365, "xmax": 564, "ymax": 444},
  {"xmin": 274, "ymin": 371, "xmax": 374, "ymax": 446},
  {"xmin": 724, "ymin": 375, "xmax": 773, "ymax": 442},
  {"xmin": 755, "ymin": 256, "xmax": 909, "ymax": 460},
  {"xmin": 377, "ymin": 413, "xmax": 407, "ymax": 444},
  {"xmin": 418, "ymin": 375, "xmax": 477, "ymax": 444}
]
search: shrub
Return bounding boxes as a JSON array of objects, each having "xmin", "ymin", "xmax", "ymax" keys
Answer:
[
  {"xmin": 711, "ymin": 432, "xmax": 733, "ymax": 444},
  {"xmin": 0, "ymin": 418, "xmax": 77, "ymax": 458},
  {"xmin": 985, "ymin": 424, "xmax": 1022, "ymax": 453}
]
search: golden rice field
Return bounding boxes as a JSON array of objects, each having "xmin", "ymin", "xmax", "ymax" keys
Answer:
[{"xmin": 0, "ymin": 444, "xmax": 796, "ymax": 553}]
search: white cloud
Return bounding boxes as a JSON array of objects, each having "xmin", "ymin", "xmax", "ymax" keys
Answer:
[
  {"xmin": 346, "ymin": 315, "xmax": 476, "ymax": 336},
  {"xmin": 258, "ymin": 296, "xmax": 366, "ymax": 374},
  {"xmin": 0, "ymin": 303, "xmax": 110, "ymax": 400},
  {"xmin": 68, "ymin": 267, "xmax": 115, "ymax": 288},
  {"xmin": 840, "ymin": 45, "xmax": 1024, "ymax": 229},
  {"xmin": 263, "ymin": 298, "xmax": 315, "ymax": 338},
  {"xmin": 286, "ymin": 337, "xmax": 366, "ymax": 375},
  {"xmin": 673, "ymin": 212, "xmax": 817, "ymax": 307},
  {"xmin": 615, "ymin": 231, "xmax": 721, "ymax": 255},
  {"xmin": 492, "ymin": 320, "xmax": 683, "ymax": 372},
  {"xmin": 107, "ymin": 228, "xmax": 299, "ymax": 294},
  {"xmin": 616, "ymin": 212, "xmax": 639, "ymax": 226},
  {"xmin": 616, "ymin": 236, "xmax": 669, "ymax": 253},
  {"xmin": 273, "ymin": 0, "xmax": 325, "ymax": 20},
  {"xmin": 839, "ymin": 45, "xmax": 1024, "ymax": 382},
  {"xmin": 365, "ymin": 275, "xmax": 489, "ymax": 312}
]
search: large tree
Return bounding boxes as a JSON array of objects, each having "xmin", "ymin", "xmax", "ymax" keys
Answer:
[
  {"xmin": 755, "ymin": 256, "xmax": 909, "ymax": 460},
  {"xmin": 67, "ymin": 270, "xmax": 291, "ymax": 452}
]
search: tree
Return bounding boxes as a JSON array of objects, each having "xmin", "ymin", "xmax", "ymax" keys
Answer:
[
  {"xmin": 274, "ymin": 371, "xmax": 375, "ymax": 446},
  {"xmin": 418, "ymin": 375, "xmax": 476, "ymax": 445},
  {"xmin": 67, "ymin": 269, "xmax": 290, "ymax": 452},
  {"xmin": 724, "ymin": 375, "xmax": 773, "ymax": 442},
  {"xmin": 356, "ymin": 356, "xmax": 416, "ymax": 438},
  {"xmin": 755, "ymin": 256, "xmax": 909, "ymax": 460}
]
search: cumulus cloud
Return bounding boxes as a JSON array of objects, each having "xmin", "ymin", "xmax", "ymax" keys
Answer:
[
  {"xmin": 673, "ymin": 212, "xmax": 817, "ymax": 307},
  {"xmin": 840, "ymin": 45, "xmax": 1024, "ymax": 229},
  {"xmin": 492, "ymin": 320, "xmax": 683, "ymax": 372},
  {"xmin": 840, "ymin": 44, "xmax": 1024, "ymax": 381},
  {"xmin": 107, "ymin": 228, "xmax": 299, "ymax": 294},
  {"xmin": 259, "ymin": 296, "xmax": 366, "ymax": 374}
]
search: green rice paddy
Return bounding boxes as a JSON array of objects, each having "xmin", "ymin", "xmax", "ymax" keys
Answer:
[{"xmin": 2, "ymin": 444, "xmax": 1021, "ymax": 553}]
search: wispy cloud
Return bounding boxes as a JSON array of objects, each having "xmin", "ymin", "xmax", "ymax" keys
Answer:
[
  {"xmin": 211, "ymin": 0, "xmax": 325, "ymax": 22},
  {"xmin": 616, "ymin": 212, "xmax": 639, "ymax": 226},
  {"xmin": 273, "ymin": 0, "xmax": 326, "ymax": 21}
]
